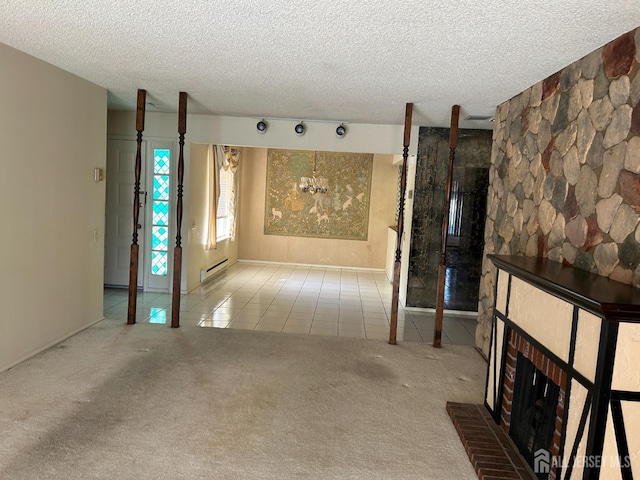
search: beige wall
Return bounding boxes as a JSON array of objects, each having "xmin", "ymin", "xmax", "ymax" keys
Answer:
[
  {"xmin": 237, "ymin": 148, "xmax": 396, "ymax": 268},
  {"xmin": 186, "ymin": 144, "xmax": 239, "ymax": 291},
  {"xmin": 0, "ymin": 43, "xmax": 107, "ymax": 372}
]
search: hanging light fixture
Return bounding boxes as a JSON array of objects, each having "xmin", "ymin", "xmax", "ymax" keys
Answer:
[{"xmin": 299, "ymin": 151, "xmax": 328, "ymax": 194}]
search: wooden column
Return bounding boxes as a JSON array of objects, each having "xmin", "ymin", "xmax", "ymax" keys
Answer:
[
  {"xmin": 389, "ymin": 103, "xmax": 413, "ymax": 345},
  {"xmin": 127, "ymin": 89, "xmax": 146, "ymax": 325},
  {"xmin": 171, "ymin": 92, "xmax": 187, "ymax": 328},
  {"xmin": 433, "ymin": 105, "xmax": 460, "ymax": 347}
]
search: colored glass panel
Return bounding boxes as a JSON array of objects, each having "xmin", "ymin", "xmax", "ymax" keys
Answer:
[
  {"xmin": 152, "ymin": 201, "xmax": 169, "ymax": 225},
  {"xmin": 152, "ymin": 149, "xmax": 170, "ymax": 276},
  {"xmin": 152, "ymin": 226, "xmax": 168, "ymax": 250},
  {"xmin": 153, "ymin": 176, "xmax": 170, "ymax": 200},
  {"xmin": 154, "ymin": 150, "xmax": 170, "ymax": 174},
  {"xmin": 151, "ymin": 251, "xmax": 168, "ymax": 276}
]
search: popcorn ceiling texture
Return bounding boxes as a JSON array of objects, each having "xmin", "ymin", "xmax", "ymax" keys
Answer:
[
  {"xmin": 477, "ymin": 27, "xmax": 640, "ymax": 355},
  {"xmin": 0, "ymin": 1, "xmax": 639, "ymax": 127}
]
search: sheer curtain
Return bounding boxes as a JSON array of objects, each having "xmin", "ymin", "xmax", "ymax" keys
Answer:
[
  {"xmin": 206, "ymin": 145, "xmax": 240, "ymax": 249},
  {"xmin": 205, "ymin": 144, "xmax": 225, "ymax": 250},
  {"xmin": 224, "ymin": 147, "xmax": 239, "ymax": 241}
]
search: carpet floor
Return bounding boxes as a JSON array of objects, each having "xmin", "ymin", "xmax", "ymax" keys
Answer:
[{"xmin": 0, "ymin": 319, "xmax": 486, "ymax": 479}]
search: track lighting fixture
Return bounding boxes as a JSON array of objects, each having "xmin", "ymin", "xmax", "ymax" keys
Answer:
[
  {"xmin": 256, "ymin": 119, "xmax": 267, "ymax": 134},
  {"xmin": 294, "ymin": 122, "xmax": 305, "ymax": 136},
  {"xmin": 336, "ymin": 124, "xmax": 347, "ymax": 138}
]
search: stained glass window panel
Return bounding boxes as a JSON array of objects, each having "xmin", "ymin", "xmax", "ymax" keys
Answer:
[
  {"xmin": 152, "ymin": 226, "xmax": 168, "ymax": 250},
  {"xmin": 152, "ymin": 201, "xmax": 169, "ymax": 226},
  {"xmin": 154, "ymin": 176, "xmax": 170, "ymax": 200},
  {"xmin": 152, "ymin": 148, "xmax": 170, "ymax": 277},
  {"xmin": 151, "ymin": 251, "xmax": 168, "ymax": 276},
  {"xmin": 154, "ymin": 150, "xmax": 170, "ymax": 174}
]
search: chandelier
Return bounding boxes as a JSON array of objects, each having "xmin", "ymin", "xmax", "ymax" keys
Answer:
[{"xmin": 299, "ymin": 152, "xmax": 328, "ymax": 194}]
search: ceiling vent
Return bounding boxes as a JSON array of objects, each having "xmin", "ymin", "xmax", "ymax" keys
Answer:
[{"xmin": 465, "ymin": 114, "xmax": 494, "ymax": 121}]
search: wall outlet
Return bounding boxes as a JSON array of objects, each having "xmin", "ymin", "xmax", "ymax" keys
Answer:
[{"xmin": 93, "ymin": 228, "xmax": 99, "ymax": 243}]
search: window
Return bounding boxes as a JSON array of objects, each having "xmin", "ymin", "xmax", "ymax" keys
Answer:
[
  {"xmin": 151, "ymin": 149, "xmax": 170, "ymax": 276},
  {"xmin": 216, "ymin": 166, "xmax": 233, "ymax": 241}
]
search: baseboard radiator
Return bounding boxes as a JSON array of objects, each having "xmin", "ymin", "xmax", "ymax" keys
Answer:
[{"xmin": 200, "ymin": 258, "xmax": 229, "ymax": 283}]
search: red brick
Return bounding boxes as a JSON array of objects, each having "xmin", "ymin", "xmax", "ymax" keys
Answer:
[{"xmin": 478, "ymin": 468, "xmax": 522, "ymax": 478}]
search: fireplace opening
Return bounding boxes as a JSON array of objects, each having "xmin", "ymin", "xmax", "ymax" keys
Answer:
[{"xmin": 510, "ymin": 352, "xmax": 560, "ymax": 479}]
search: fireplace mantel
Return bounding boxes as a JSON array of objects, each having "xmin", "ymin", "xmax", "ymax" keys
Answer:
[
  {"xmin": 485, "ymin": 255, "xmax": 640, "ymax": 480},
  {"xmin": 489, "ymin": 255, "xmax": 640, "ymax": 323}
]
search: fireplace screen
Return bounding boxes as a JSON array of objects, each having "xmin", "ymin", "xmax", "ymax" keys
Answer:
[{"xmin": 510, "ymin": 353, "xmax": 560, "ymax": 478}]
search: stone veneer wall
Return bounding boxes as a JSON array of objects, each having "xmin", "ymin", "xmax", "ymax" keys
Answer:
[{"xmin": 477, "ymin": 27, "xmax": 640, "ymax": 355}]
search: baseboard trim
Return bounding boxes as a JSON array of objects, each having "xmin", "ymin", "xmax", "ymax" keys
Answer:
[
  {"xmin": 0, "ymin": 316, "xmax": 104, "ymax": 374},
  {"xmin": 237, "ymin": 259, "xmax": 385, "ymax": 273}
]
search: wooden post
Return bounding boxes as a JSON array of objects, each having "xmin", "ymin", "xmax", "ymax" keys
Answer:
[
  {"xmin": 127, "ymin": 89, "xmax": 146, "ymax": 325},
  {"xmin": 171, "ymin": 92, "xmax": 187, "ymax": 328},
  {"xmin": 389, "ymin": 103, "xmax": 413, "ymax": 345},
  {"xmin": 433, "ymin": 105, "xmax": 460, "ymax": 347}
]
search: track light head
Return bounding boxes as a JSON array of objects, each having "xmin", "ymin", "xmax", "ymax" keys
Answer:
[
  {"xmin": 294, "ymin": 122, "xmax": 305, "ymax": 136},
  {"xmin": 256, "ymin": 119, "xmax": 267, "ymax": 134},
  {"xmin": 336, "ymin": 124, "xmax": 347, "ymax": 138}
]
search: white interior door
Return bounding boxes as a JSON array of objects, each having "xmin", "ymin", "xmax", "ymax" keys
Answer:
[{"xmin": 104, "ymin": 139, "xmax": 146, "ymax": 287}]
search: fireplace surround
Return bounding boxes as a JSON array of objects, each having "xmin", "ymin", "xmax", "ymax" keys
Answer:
[{"xmin": 485, "ymin": 255, "xmax": 640, "ymax": 480}]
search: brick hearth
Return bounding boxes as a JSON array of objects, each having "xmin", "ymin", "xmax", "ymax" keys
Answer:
[{"xmin": 446, "ymin": 402, "xmax": 535, "ymax": 480}]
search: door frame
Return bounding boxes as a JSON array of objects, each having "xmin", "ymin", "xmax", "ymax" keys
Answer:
[
  {"xmin": 144, "ymin": 139, "xmax": 176, "ymax": 293},
  {"xmin": 106, "ymin": 135, "xmax": 176, "ymax": 293}
]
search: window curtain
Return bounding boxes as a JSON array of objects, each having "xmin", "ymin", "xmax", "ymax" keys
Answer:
[
  {"xmin": 205, "ymin": 144, "xmax": 225, "ymax": 250},
  {"xmin": 223, "ymin": 147, "xmax": 240, "ymax": 241}
]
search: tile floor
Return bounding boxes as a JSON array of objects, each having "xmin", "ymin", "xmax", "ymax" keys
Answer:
[{"xmin": 104, "ymin": 262, "xmax": 478, "ymax": 345}]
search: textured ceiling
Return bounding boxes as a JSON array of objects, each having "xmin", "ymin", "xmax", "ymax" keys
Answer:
[{"xmin": 1, "ymin": 1, "xmax": 639, "ymax": 128}]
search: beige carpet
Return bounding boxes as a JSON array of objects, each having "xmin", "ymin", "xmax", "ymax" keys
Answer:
[{"xmin": 0, "ymin": 319, "xmax": 486, "ymax": 479}]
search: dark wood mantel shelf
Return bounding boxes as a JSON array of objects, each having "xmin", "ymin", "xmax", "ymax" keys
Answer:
[{"xmin": 488, "ymin": 255, "xmax": 640, "ymax": 323}]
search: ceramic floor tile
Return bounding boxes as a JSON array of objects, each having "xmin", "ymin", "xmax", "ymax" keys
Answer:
[
  {"xmin": 364, "ymin": 317, "xmax": 389, "ymax": 326},
  {"xmin": 338, "ymin": 330, "xmax": 366, "ymax": 339},
  {"xmin": 364, "ymin": 325, "xmax": 391, "ymax": 334},
  {"xmin": 284, "ymin": 318, "xmax": 313, "ymax": 327},
  {"xmin": 282, "ymin": 324, "xmax": 311, "ymax": 334},
  {"xmin": 254, "ymin": 323, "xmax": 284, "ymax": 332},
  {"xmin": 177, "ymin": 310, "xmax": 212, "ymax": 321},
  {"xmin": 338, "ymin": 324, "xmax": 365, "ymax": 332},
  {"xmin": 313, "ymin": 314, "xmax": 339, "ymax": 323},
  {"xmin": 261, "ymin": 311, "xmax": 289, "ymax": 321},
  {"xmin": 309, "ymin": 328, "xmax": 338, "ymax": 337},
  {"xmin": 240, "ymin": 306, "xmax": 268, "ymax": 315},
  {"xmin": 291, "ymin": 305, "xmax": 316, "ymax": 313},
  {"xmin": 187, "ymin": 305, "xmax": 218, "ymax": 314},
  {"xmin": 199, "ymin": 319, "xmax": 230, "ymax": 328},
  {"xmin": 105, "ymin": 262, "xmax": 480, "ymax": 346},
  {"xmin": 231, "ymin": 314, "xmax": 263, "ymax": 323},
  {"xmin": 287, "ymin": 313, "xmax": 314, "ymax": 322},
  {"xmin": 339, "ymin": 315, "xmax": 364, "ymax": 323},
  {"xmin": 227, "ymin": 322, "xmax": 258, "ymax": 330}
]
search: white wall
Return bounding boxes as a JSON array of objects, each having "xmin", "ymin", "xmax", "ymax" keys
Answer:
[
  {"xmin": 107, "ymin": 111, "xmax": 418, "ymax": 155},
  {"xmin": 0, "ymin": 43, "xmax": 107, "ymax": 372}
]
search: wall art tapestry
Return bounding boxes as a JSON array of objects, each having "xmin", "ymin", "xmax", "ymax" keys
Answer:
[{"xmin": 264, "ymin": 149, "xmax": 373, "ymax": 240}]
